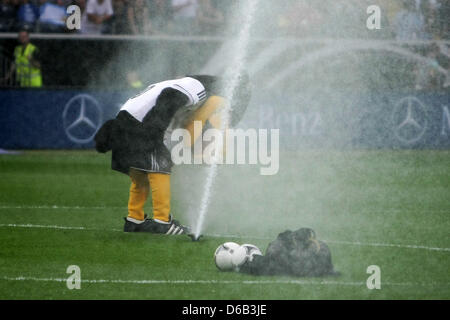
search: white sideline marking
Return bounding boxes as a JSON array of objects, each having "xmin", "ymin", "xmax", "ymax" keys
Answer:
[
  {"xmin": 0, "ymin": 223, "xmax": 88, "ymax": 230},
  {"xmin": 0, "ymin": 223, "xmax": 122, "ymax": 232},
  {"xmin": 324, "ymin": 240, "xmax": 450, "ymax": 252},
  {"xmin": 0, "ymin": 205, "xmax": 125, "ymax": 210},
  {"xmin": 1, "ymin": 276, "xmax": 448, "ymax": 288},
  {"xmin": 207, "ymin": 233, "xmax": 450, "ymax": 252},
  {"xmin": 1, "ymin": 205, "xmax": 449, "ymax": 213},
  {"xmin": 0, "ymin": 223, "xmax": 449, "ymax": 253}
]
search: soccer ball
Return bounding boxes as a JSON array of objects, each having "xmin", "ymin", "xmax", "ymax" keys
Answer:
[
  {"xmin": 214, "ymin": 242, "xmax": 248, "ymax": 271},
  {"xmin": 241, "ymin": 244, "xmax": 262, "ymax": 262}
]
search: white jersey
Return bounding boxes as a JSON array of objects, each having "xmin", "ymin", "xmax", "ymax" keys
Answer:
[{"xmin": 120, "ymin": 77, "xmax": 206, "ymax": 122}]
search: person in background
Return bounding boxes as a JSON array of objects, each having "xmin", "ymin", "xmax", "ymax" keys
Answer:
[
  {"xmin": 1, "ymin": 29, "xmax": 42, "ymax": 87},
  {"xmin": 71, "ymin": 0, "xmax": 88, "ymax": 34},
  {"xmin": 126, "ymin": 69, "xmax": 143, "ymax": 88},
  {"xmin": 127, "ymin": 0, "xmax": 150, "ymax": 35},
  {"xmin": 16, "ymin": 0, "xmax": 39, "ymax": 31},
  {"xmin": 170, "ymin": 0, "xmax": 198, "ymax": 35},
  {"xmin": 277, "ymin": 0, "xmax": 323, "ymax": 37},
  {"xmin": 196, "ymin": 0, "xmax": 223, "ymax": 35},
  {"xmin": 37, "ymin": 0, "xmax": 67, "ymax": 33},
  {"xmin": 418, "ymin": 0, "xmax": 439, "ymax": 39},
  {"xmin": 436, "ymin": 0, "xmax": 449, "ymax": 39},
  {"xmin": 374, "ymin": 0, "xmax": 404, "ymax": 32},
  {"xmin": 84, "ymin": 0, "xmax": 113, "ymax": 34},
  {"xmin": 415, "ymin": 44, "xmax": 443, "ymax": 90},
  {"xmin": 148, "ymin": 0, "xmax": 172, "ymax": 35},
  {"xmin": 111, "ymin": 0, "xmax": 129, "ymax": 34},
  {"xmin": 393, "ymin": 0, "xmax": 431, "ymax": 40},
  {"xmin": 0, "ymin": 0, "xmax": 17, "ymax": 32}
]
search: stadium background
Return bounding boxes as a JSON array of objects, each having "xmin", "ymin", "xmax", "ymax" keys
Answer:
[
  {"xmin": 0, "ymin": 0, "xmax": 449, "ymax": 300},
  {"xmin": 0, "ymin": 0, "xmax": 449, "ymax": 151}
]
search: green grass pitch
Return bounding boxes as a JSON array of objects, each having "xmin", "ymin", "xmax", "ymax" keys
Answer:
[{"xmin": 0, "ymin": 150, "xmax": 449, "ymax": 299}]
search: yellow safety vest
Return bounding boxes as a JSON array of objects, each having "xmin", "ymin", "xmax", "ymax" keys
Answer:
[
  {"xmin": 14, "ymin": 43, "xmax": 42, "ymax": 87},
  {"xmin": 130, "ymin": 80, "xmax": 144, "ymax": 89}
]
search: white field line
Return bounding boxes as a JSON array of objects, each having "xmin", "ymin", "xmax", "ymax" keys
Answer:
[
  {"xmin": 0, "ymin": 223, "xmax": 88, "ymax": 230},
  {"xmin": 324, "ymin": 240, "xmax": 450, "ymax": 252},
  {"xmin": 1, "ymin": 276, "xmax": 448, "ymax": 288},
  {"xmin": 0, "ymin": 205, "xmax": 125, "ymax": 210},
  {"xmin": 0, "ymin": 223, "xmax": 123, "ymax": 233},
  {"xmin": 0, "ymin": 223, "xmax": 449, "ymax": 253},
  {"xmin": 0, "ymin": 204, "xmax": 449, "ymax": 213},
  {"xmin": 208, "ymin": 233, "xmax": 450, "ymax": 252}
]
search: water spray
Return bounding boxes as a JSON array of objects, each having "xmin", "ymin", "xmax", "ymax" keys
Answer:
[
  {"xmin": 192, "ymin": 0, "xmax": 259, "ymax": 240},
  {"xmin": 189, "ymin": 234, "xmax": 203, "ymax": 242}
]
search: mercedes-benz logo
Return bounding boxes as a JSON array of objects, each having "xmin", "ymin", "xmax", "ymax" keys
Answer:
[
  {"xmin": 63, "ymin": 94, "xmax": 102, "ymax": 144},
  {"xmin": 392, "ymin": 96, "xmax": 427, "ymax": 144}
]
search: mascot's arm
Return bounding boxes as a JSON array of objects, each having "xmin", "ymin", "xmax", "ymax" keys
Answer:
[
  {"xmin": 184, "ymin": 95, "xmax": 228, "ymax": 147},
  {"xmin": 142, "ymin": 87, "xmax": 190, "ymax": 142}
]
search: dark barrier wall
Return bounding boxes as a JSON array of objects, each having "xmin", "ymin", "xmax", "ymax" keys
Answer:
[
  {"xmin": 1, "ymin": 89, "xmax": 449, "ymax": 149},
  {"xmin": 0, "ymin": 38, "xmax": 221, "ymax": 88}
]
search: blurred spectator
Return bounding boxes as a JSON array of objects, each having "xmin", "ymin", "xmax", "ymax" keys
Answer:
[
  {"xmin": 16, "ymin": 0, "xmax": 40, "ymax": 31},
  {"xmin": 0, "ymin": 0, "xmax": 17, "ymax": 31},
  {"xmin": 111, "ymin": 0, "xmax": 129, "ymax": 34},
  {"xmin": 1, "ymin": 29, "xmax": 42, "ymax": 87},
  {"xmin": 37, "ymin": 0, "xmax": 67, "ymax": 33},
  {"xmin": 170, "ymin": 0, "xmax": 198, "ymax": 35},
  {"xmin": 437, "ymin": 0, "xmax": 449, "ymax": 39},
  {"xmin": 393, "ymin": 0, "xmax": 431, "ymax": 40},
  {"xmin": 127, "ymin": 0, "xmax": 150, "ymax": 35},
  {"xmin": 415, "ymin": 44, "xmax": 442, "ymax": 90},
  {"xmin": 196, "ymin": 0, "xmax": 223, "ymax": 35},
  {"xmin": 126, "ymin": 69, "xmax": 143, "ymax": 88},
  {"xmin": 148, "ymin": 0, "xmax": 172, "ymax": 34},
  {"xmin": 375, "ymin": 0, "xmax": 403, "ymax": 29},
  {"xmin": 84, "ymin": 0, "xmax": 113, "ymax": 34},
  {"xmin": 418, "ymin": 0, "xmax": 439, "ymax": 39},
  {"xmin": 414, "ymin": 0, "xmax": 439, "ymax": 11},
  {"xmin": 72, "ymin": 0, "xmax": 88, "ymax": 34},
  {"xmin": 277, "ymin": 0, "xmax": 322, "ymax": 37},
  {"xmin": 59, "ymin": 0, "xmax": 72, "ymax": 6},
  {"xmin": 440, "ymin": 44, "xmax": 450, "ymax": 88}
]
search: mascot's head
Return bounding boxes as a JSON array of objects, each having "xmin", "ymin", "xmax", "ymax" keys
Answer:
[{"xmin": 188, "ymin": 72, "xmax": 251, "ymax": 127}]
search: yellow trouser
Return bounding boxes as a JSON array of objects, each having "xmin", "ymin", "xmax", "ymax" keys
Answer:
[
  {"xmin": 127, "ymin": 96, "xmax": 226, "ymax": 221},
  {"xmin": 128, "ymin": 169, "xmax": 171, "ymax": 222}
]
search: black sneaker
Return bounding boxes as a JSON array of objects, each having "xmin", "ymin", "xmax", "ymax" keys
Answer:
[
  {"xmin": 123, "ymin": 215, "xmax": 190, "ymax": 235},
  {"xmin": 123, "ymin": 215, "xmax": 154, "ymax": 232},
  {"xmin": 149, "ymin": 218, "xmax": 190, "ymax": 235}
]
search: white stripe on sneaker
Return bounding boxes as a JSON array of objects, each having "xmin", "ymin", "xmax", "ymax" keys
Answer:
[
  {"xmin": 170, "ymin": 226, "xmax": 180, "ymax": 235},
  {"xmin": 166, "ymin": 224, "xmax": 176, "ymax": 235}
]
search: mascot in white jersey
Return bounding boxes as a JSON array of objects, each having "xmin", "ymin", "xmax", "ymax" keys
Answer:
[{"xmin": 94, "ymin": 74, "xmax": 251, "ymax": 235}]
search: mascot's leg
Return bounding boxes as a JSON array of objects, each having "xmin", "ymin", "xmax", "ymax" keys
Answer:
[
  {"xmin": 127, "ymin": 168, "xmax": 150, "ymax": 221},
  {"xmin": 148, "ymin": 172, "xmax": 171, "ymax": 222}
]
